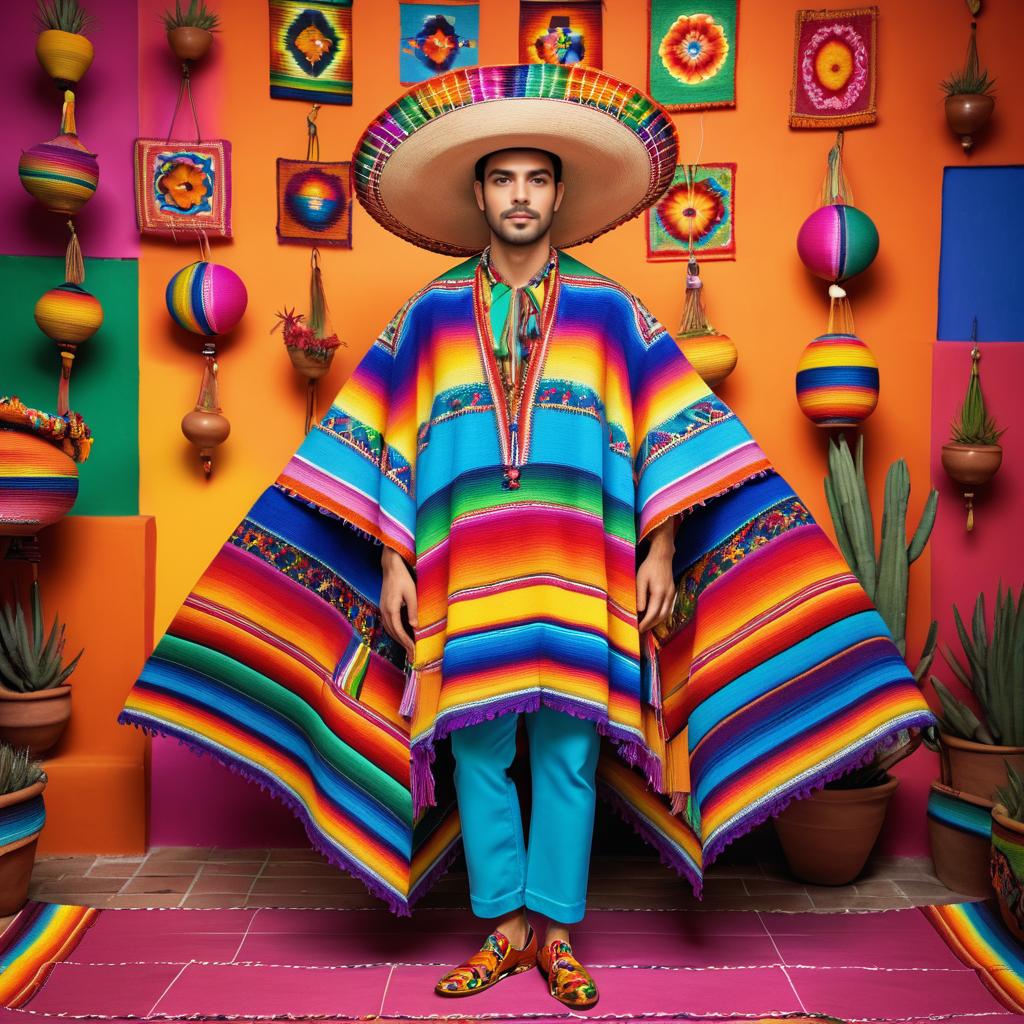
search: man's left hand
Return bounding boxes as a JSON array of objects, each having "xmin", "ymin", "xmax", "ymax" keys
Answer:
[{"xmin": 637, "ymin": 516, "xmax": 678, "ymax": 634}]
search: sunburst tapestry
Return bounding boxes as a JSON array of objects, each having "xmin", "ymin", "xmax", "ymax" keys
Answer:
[
  {"xmin": 648, "ymin": 0, "xmax": 738, "ymax": 111},
  {"xmin": 646, "ymin": 162, "xmax": 736, "ymax": 262},
  {"xmin": 269, "ymin": 0, "xmax": 353, "ymax": 105},
  {"xmin": 399, "ymin": 3, "xmax": 479, "ymax": 84}
]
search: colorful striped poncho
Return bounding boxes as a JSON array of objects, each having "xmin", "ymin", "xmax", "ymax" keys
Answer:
[{"xmin": 119, "ymin": 249, "xmax": 937, "ymax": 914}]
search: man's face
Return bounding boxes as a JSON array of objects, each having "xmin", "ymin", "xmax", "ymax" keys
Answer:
[{"xmin": 473, "ymin": 149, "xmax": 565, "ymax": 246}]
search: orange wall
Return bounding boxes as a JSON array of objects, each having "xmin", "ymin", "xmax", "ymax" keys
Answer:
[{"xmin": 139, "ymin": 0, "xmax": 1024, "ymax": 718}]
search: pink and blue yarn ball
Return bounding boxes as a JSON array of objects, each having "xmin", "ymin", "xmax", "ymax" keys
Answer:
[
  {"xmin": 285, "ymin": 168, "xmax": 345, "ymax": 231},
  {"xmin": 796, "ymin": 332, "xmax": 879, "ymax": 428},
  {"xmin": 797, "ymin": 204, "xmax": 879, "ymax": 283},
  {"xmin": 165, "ymin": 261, "xmax": 248, "ymax": 336}
]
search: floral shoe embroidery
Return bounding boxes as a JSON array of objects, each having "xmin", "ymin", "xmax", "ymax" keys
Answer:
[
  {"xmin": 434, "ymin": 928, "xmax": 536, "ymax": 996},
  {"xmin": 541, "ymin": 939, "xmax": 599, "ymax": 1007}
]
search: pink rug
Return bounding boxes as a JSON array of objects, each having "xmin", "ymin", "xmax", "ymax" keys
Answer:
[{"xmin": 0, "ymin": 899, "xmax": 1020, "ymax": 1021}]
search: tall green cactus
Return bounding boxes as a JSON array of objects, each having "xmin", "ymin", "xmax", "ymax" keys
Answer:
[{"xmin": 824, "ymin": 433, "xmax": 938, "ymax": 660}]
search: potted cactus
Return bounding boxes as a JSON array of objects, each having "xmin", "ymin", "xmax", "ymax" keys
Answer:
[
  {"xmin": 163, "ymin": 0, "xmax": 219, "ymax": 64},
  {"xmin": 991, "ymin": 762, "xmax": 1024, "ymax": 942},
  {"xmin": 34, "ymin": 0, "xmax": 96, "ymax": 88},
  {"xmin": 772, "ymin": 433, "xmax": 939, "ymax": 885},
  {"xmin": 0, "ymin": 745, "xmax": 46, "ymax": 916},
  {"xmin": 0, "ymin": 578, "xmax": 83, "ymax": 758},
  {"xmin": 941, "ymin": 13, "xmax": 996, "ymax": 152},
  {"xmin": 929, "ymin": 583, "xmax": 1024, "ymax": 799},
  {"xmin": 941, "ymin": 323, "xmax": 1005, "ymax": 531}
]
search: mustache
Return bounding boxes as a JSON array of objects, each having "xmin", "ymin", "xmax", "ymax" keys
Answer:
[{"xmin": 502, "ymin": 206, "xmax": 539, "ymax": 220}]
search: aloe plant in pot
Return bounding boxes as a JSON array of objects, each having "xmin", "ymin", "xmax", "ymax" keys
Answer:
[
  {"xmin": 34, "ymin": 0, "xmax": 96, "ymax": 89},
  {"xmin": 0, "ymin": 745, "xmax": 46, "ymax": 916},
  {"xmin": 771, "ymin": 433, "xmax": 939, "ymax": 885},
  {"xmin": 929, "ymin": 583, "xmax": 1024, "ymax": 800},
  {"xmin": 0, "ymin": 578, "xmax": 83, "ymax": 759},
  {"xmin": 941, "ymin": 11, "xmax": 996, "ymax": 152},
  {"xmin": 163, "ymin": 0, "xmax": 219, "ymax": 64}
]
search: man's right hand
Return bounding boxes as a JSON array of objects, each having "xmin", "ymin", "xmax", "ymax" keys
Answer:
[{"xmin": 380, "ymin": 547, "xmax": 417, "ymax": 661}]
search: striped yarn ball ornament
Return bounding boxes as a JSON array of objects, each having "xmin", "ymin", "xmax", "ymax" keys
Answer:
[
  {"xmin": 0, "ymin": 430, "xmax": 79, "ymax": 536},
  {"xmin": 18, "ymin": 135, "xmax": 98, "ymax": 216},
  {"xmin": 165, "ymin": 261, "xmax": 248, "ymax": 336},
  {"xmin": 795, "ymin": 332, "xmax": 879, "ymax": 427},
  {"xmin": 34, "ymin": 283, "xmax": 103, "ymax": 345},
  {"xmin": 797, "ymin": 203, "xmax": 878, "ymax": 283}
]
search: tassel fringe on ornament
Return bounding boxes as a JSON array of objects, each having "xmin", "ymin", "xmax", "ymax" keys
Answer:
[
  {"xmin": 274, "ymin": 246, "xmax": 344, "ymax": 434},
  {"xmin": 675, "ymin": 258, "xmax": 736, "ymax": 388}
]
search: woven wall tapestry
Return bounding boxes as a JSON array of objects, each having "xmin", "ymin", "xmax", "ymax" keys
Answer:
[
  {"xmin": 133, "ymin": 138, "xmax": 232, "ymax": 238},
  {"xmin": 648, "ymin": 0, "xmax": 738, "ymax": 111},
  {"xmin": 270, "ymin": 0, "xmax": 353, "ymax": 105},
  {"xmin": 789, "ymin": 6, "xmax": 878, "ymax": 128},
  {"xmin": 399, "ymin": 3, "xmax": 479, "ymax": 84},
  {"xmin": 518, "ymin": 1, "xmax": 603, "ymax": 69},
  {"xmin": 277, "ymin": 106, "xmax": 352, "ymax": 247},
  {"xmin": 646, "ymin": 162, "xmax": 736, "ymax": 261}
]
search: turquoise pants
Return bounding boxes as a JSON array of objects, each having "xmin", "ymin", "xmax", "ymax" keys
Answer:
[{"xmin": 450, "ymin": 704, "xmax": 600, "ymax": 924}]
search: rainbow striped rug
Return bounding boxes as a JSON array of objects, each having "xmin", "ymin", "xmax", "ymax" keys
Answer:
[{"xmin": 0, "ymin": 899, "xmax": 1021, "ymax": 1020}]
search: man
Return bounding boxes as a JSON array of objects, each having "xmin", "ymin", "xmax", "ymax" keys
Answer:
[
  {"xmin": 379, "ymin": 146, "xmax": 679, "ymax": 1006},
  {"xmin": 120, "ymin": 64, "xmax": 936, "ymax": 1013}
]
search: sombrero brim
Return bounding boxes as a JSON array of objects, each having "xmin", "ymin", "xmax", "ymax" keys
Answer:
[{"xmin": 352, "ymin": 65, "xmax": 679, "ymax": 256}]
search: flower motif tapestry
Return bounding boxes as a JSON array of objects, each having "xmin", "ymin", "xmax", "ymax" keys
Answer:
[
  {"xmin": 133, "ymin": 138, "xmax": 232, "ymax": 238},
  {"xmin": 270, "ymin": 0, "xmax": 353, "ymax": 105},
  {"xmin": 789, "ymin": 6, "xmax": 878, "ymax": 128},
  {"xmin": 648, "ymin": 0, "xmax": 738, "ymax": 111},
  {"xmin": 399, "ymin": 4, "xmax": 479, "ymax": 84},
  {"xmin": 646, "ymin": 162, "xmax": 736, "ymax": 261},
  {"xmin": 518, "ymin": 1, "xmax": 603, "ymax": 69}
]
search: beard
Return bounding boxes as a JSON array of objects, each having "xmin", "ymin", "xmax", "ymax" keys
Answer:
[{"xmin": 485, "ymin": 205, "xmax": 553, "ymax": 245}]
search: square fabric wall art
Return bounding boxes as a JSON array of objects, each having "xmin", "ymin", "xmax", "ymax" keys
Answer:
[
  {"xmin": 648, "ymin": 0, "xmax": 738, "ymax": 111},
  {"xmin": 277, "ymin": 159, "xmax": 352, "ymax": 247},
  {"xmin": 133, "ymin": 138, "xmax": 232, "ymax": 238},
  {"xmin": 269, "ymin": 0, "xmax": 353, "ymax": 105},
  {"xmin": 518, "ymin": 1, "xmax": 603, "ymax": 69},
  {"xmin": 789, "ymin": 6, "xmax": 878, "ymax": 128},
  {"xmin": 646, "ymin": 162, "xmax": 736, "ymax": 261},
  {"xmin": 399, "ymin": 3, "xmax": 479, "ymax": 84}
]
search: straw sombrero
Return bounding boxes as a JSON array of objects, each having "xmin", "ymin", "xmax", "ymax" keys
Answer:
[{"xmin": 352, "ymin": 64, "xmax": 679, "ymax": 256}]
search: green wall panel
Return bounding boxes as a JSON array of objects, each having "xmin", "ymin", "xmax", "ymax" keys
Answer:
[{"xmin": 0, "ymin": 255, "xmax": 138, "ymax": 516}]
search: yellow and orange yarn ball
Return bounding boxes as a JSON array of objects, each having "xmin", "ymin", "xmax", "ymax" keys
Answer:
[{"xmin": 34, "ymin": 283, "xmax": 103, "ymax": 346}]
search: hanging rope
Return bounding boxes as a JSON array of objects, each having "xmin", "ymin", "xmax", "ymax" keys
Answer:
[
  {"xmin": 166, "ymin": 61, "xmax": 203, "ymax": 143},
  {"xmin": 821, "ymin": 130, "xmax": 853, "ymax": 207}
]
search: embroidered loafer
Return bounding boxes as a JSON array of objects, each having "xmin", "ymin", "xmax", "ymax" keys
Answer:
[
  {"xmin": 538, "ymin": 938, "xmax": 599, "ymax": 1008},
  {"xmin": 434, "ymin": 925, "xmax": 537, "ymax": 996}
]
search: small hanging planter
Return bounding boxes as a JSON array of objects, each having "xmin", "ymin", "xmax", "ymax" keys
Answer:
[
  {"xmin": 34, "ymin": 0, "xmax": 96, "ymax": 88},
  {"xmin": 273, "ymin": 246, "xmax": 345, "ymax": 434},
  {"xmin": 941, "ymin": 19, "xmax": 996, "ymax": 152},
  {"xmin": 163, "ymin": 0, "xmax": 220, "ymax": 64},
  {"xmin": 940, "ymin": 319, "xmax": 1005, "ymax": 530}
]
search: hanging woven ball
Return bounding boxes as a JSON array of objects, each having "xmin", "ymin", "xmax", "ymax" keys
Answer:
[
  {"xmin": 34, "ymin": 283, "xmax": 103, "ymax": 345},
  {"xmin": 678, "ymin": 334, "xmax": 737, "ymax": 389},
  {"xmin": 165, "ymin": 261, "xmax": 248, "ymax": 336},
  {"xmin": 18, "ymin": 93, "xmax": 98, "ymax": 215},
  {"xmin": 796, "ymin": 332, "xmax": 879, "ymax": 428},
  {"xmin": 285, "ymin": 168, "xmax": 345, "ymax": 232},
  {"xmin": 797, "ymin": 204, "xmax": 879, "ymax": 283},
  {"xmin": 0, "ymin": 429, "xmax": 79, "ymax": 536}
]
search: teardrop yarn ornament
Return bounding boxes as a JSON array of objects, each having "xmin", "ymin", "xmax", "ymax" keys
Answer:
[{"xmin": 18, "ymin": 91, "xmax": 99, "ymax": 215}]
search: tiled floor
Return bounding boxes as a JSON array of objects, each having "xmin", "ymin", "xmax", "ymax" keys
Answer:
[{"xmin": 23, "ymin": 847, "xmax": 969, "ymax": 914}]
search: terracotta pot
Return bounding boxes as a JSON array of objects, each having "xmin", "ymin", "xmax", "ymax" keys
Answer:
[
  {"xmin": 991, "ymin": 804, "xmax": 1024, "ymax": 942},
  {"xmin": 939, "ymin": 730, "xmax": 1024, "ymax": 801},
  {"xmin": 928, "ymin": 780, "xmax": 994, "ymax": 897},
  {"xmin": 941, "ymin": 443, "xmax": 1003, "ymax": 487},
  {"xmin": 945, "ymin": 93, "xmax": 995, "ymax": 151},
  {"xmin": 771, "ymin": 775, "xmax": 898, "ymax": 885},
  {"xmin": 287, "ymin": 348, "xmax": 333, "ymax": 381},
  {"xmin": 35, "ymin": 29, "xmax": 94, "ymax": 85},
  {"xmin": 167, "ymin": 26, "xmax": 213, "ymax": 63},
  {"xmin": 0, "ymin": 779, "xmax": 46, "ymax": 916},
  {"xmin": 0, "ymin": 686, "xmax": 71, "ymax": 759}
]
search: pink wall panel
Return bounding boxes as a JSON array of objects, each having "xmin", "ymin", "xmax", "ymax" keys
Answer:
[{"xmin": 3, "ymin": 0, "xmax": 139, "ymax": 259}]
